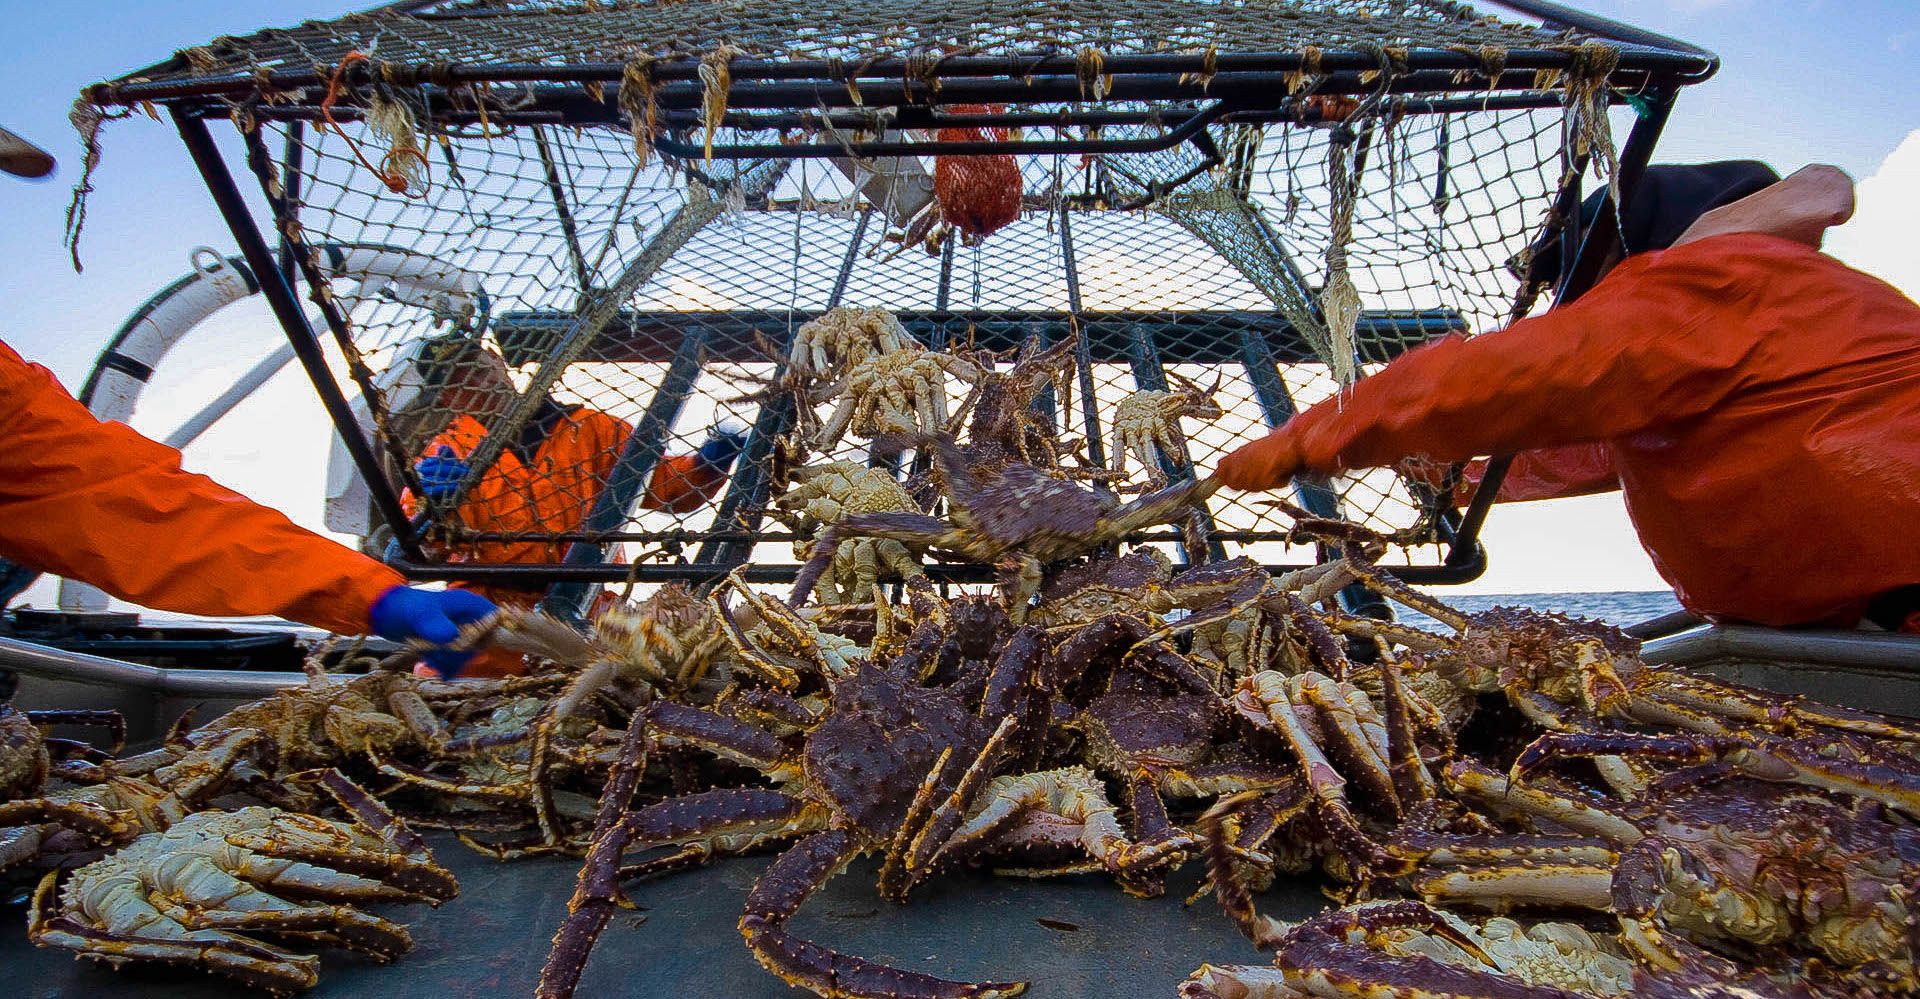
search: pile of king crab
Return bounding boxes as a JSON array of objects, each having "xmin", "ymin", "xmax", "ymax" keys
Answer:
[{"xmin": 6, "ymin": 308, "xmax": 1919, "ymax": 998}]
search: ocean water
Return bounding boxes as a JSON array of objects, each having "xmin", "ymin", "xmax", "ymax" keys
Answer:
[{"xmin": 1388, "ymin": 590, "xmax": 1683, "ymax": 633}]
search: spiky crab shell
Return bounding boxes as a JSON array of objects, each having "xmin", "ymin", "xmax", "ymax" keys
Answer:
[
  {"xmin": 1036, "ymin": 545, "xmax": 1167, "ymax": 607},
  {"xmin": 1633, "ymin": 780, "xmax": 1917, "ymax": 957},
  {"xmin": 947, "ymin": 461, "xmax": 1116, "ymax": 552},
  {"xmin": 802, "ymin": 663, "xmax": 990, "ymax": 839},
  {"xmin": 1, "ymin": 705, "xmax": 49, "ymax": 800},
  {"xmin": 1079, "ymin": 671, "xmax": 1222, "ymax": 771}
]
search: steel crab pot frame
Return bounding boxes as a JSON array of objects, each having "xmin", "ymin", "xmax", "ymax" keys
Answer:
[{"xmin": 79, "ymin": 0, "xmax": 1714, "ymax": 614}]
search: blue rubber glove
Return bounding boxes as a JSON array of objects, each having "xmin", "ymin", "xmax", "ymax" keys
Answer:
[
  {"xmin": 368, "ymin": 586, "xmax": 497, "ymax": 679},
  {"xmin": 414, "ymin": 445, "xmax": 471, "ymax": 502}
]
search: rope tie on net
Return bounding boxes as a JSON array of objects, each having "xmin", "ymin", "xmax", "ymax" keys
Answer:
[
  {"xmin": 320, "ymin": 50, "xmax": 432, "ymax": 198},
  {"xmin": 62, "ymin": 98, "xmax": 131, "ymax": 273},
  {"xmin": 1318, "ymin": 44, "xmax": 1399, "ymax": 390},
  {"xmin": 620, "ymin": 54, "xmax": 659, "ymax": 167},
  {"xmin": 1075, "ymin": 46, "xmax": 1108, "ymax": 101},
  {"xmin": 697, "ymin": 45, "xmax": 741, "ymax": 163},
  {"xmin": 1561, "ymin": 42, "xmax": 1622, "ymax": 221}
]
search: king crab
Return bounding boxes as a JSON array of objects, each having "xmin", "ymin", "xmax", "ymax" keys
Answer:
[
  {"xmin": 1413, "ymin": 747, "xmax": 1920, "ymax": 996},
  {"xmin": 772, "ymin": 460, "xmax": 929, "ymax": 603},
  {"xmin": 1109, "ymin": 372, "xmax": 1225, "ymax": 491},
  {"xmin": 791, "ymin": 431, "xmax": 1220, "ymax": 622}
]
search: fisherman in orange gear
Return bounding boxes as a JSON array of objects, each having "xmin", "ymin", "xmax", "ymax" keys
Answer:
[
  {"xmin": 0, "ymin": 126, "xmax": 491, "ymax": 677},
  {"xmin": 401, "ymin": 336, "xmax": 629, "ymax": 675},
  {"xmin": 1215, "ymin": 161, "xmax": 1920, "ymax": 632}
]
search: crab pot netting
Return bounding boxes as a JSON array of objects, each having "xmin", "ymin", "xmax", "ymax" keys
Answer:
[
  {"xmin": 262, "ymin": 105, "xmax": 1568, "ymax": 575},
  {"xmin": 86, "ymin": 0, "xmax": 1703, "ymax": 584}
]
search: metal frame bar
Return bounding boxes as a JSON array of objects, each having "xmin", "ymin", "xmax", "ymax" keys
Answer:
[
  {"xmin": 173, "ymin": 108, "xmax": 425, "ymax": 562},
  {"xmin": 1058, "ymin": 207, "xmax": 1107, "ymax": 473},
  {"xmin": 90, "ymin": 45, "xmax": 1714, "ymax": 109},
  {"xmin": 274, "ymin": 121, "xmax": 305, "ymax": 283},
  {"xmin": 531, "ymin": 125, "xmax": 594, "ymax": 296},
  {"xmin": 392, "ymin": 557, "xmax": 1481, "ymax": 587},
  {"xmin": 235, "ymin": 89, "xmax": 1627, "ymax": 138},
  {"xmin": 493, "ymin": 309, "xmax": 1464, "ymax": 367}
]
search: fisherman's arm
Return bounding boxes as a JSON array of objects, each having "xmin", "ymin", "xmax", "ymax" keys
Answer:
[
  {"xmin": 0, "ymin": 340, "xmax": 490, "ymax": 668},
  {"xmin": 1215, "ymin": 249, "xmax": 1756, "ymax": 489}
]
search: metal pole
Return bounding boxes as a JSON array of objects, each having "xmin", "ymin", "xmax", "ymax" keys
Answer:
[
  {"xmin": 1058, "ymin": 206, "xmax": 1106, "ymax": 471},
  {"xmin": 275, "ymin": 121, "xmax": 305, "ymax": 283},
  {"xmin": 162, "ymin": 343, "xmax": 297, "ymax": 450},
  {"xmin": 0, "ymin": 636, "xmax": 304, "ymax": 698},
  {"xmin": 532, "ymin": 125, "xmax": 594, "ymax": 295},
  {"xmin": 172, "ymin": 108, "xmax": 423, "ymax": 560}
]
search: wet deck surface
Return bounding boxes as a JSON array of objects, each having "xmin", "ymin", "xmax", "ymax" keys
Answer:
[{"xmin": 3, "ymin": 834, "xmax": 1321, "ymax": 997}]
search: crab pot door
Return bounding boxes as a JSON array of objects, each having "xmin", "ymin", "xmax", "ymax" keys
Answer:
[{"xmin": 88, "ymin": 1, "xmax": 1710, "ymax": 595}]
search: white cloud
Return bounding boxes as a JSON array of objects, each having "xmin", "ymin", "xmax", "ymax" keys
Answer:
[{"xmin": 1824, "ymin": 128, "xmax": 1920, "ymax": 302}]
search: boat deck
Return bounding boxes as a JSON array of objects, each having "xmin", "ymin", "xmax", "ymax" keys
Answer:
[{"xmin": 4, "ymin": 834, "xmax": 1310, "ymax": 997}]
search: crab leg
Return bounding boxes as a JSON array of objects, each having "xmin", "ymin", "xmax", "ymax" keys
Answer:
[
  {"xmin": 1513, "ymin": 729, "xmax": 1920, "ymax": 817},
  {"xmin": 147, "ymin": 893, "xmax": 413, "ymax": 961},
  {"xmin": 538, "ymin": 787, "xmax": 826, "ymax": 999},
  {"xmin": 1233, "ymin": 672, "xmax": 1394, "ymax": 876},
  {"xmin": 1377, "ymin": 661, "xmax": 1438, "ymax": 807},
  {"xmin": 1444, "ymin": 760, "xmax": 1642, "ymax": 844},
  {"xmin": 1184, "ymin": 901, "xmax": 1588, "ymax": 999},
  {"xmin": 887, "ymin": 716, "xmax": 1020, "ymax": 898},
  {"xmin": 26, "ymin": 709, "xmax": 128, "ymax": 752},
  {"xmin": 1291, "ymin": 672, "xmax": 1400, "ymax": 821},
  {"xmin": 743, "ymin": 829, "xmax": 1029, "ymax": 999},
  {"xmin": 1406, "ymin": 859, "xmax": 1617, "ymax": 913},
  {"xmin": 537, "ymin": 703, "xmax": 654, "ymax": 999}
]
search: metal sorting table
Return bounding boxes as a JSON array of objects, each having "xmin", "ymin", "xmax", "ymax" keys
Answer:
[{"xmin": 3, "ymin": 841, "xmax": 1318, "ymax": 997}]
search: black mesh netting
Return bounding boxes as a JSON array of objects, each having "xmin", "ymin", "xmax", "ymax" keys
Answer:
[
  {"xmin": 86, "ymin": 0, "xmax": 1666, "ymax": 586},
  {"xmin": 244, "ymin": 97, "xmax": 1579, "ymax": 578},
  {"xmin": 141, "ymin": 1, "xmax": 1568, "ymax": 84}
]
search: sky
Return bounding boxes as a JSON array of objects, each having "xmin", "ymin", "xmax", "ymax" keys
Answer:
[{"xmin": 2, "ymin": 0, "xmax": 1918, "ymax": 611}]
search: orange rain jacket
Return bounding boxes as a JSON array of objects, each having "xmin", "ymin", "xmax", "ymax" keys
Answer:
[
  {"xmin": 403, "ymin": 407, "xmax": 630, "ymax": 677},
  {"xmin": 1217, "ymin": 234, "xmax": 1920, "ymax": 629},
  {"xmin": 0, "ymin": 339, "xmax": 401, "ymax": 634},
  {"xmin": 406, "ymin": 409, "xmax": 632, "ymax": 572}
]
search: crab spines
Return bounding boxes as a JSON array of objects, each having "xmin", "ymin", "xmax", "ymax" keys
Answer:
[
  {"xmin": 1510, "ymin": 730, "xmax": 1738, "ymax": 783},
  {"xmin": 537, "ymin": 711, "xmax": 655, "ymax": 999},
  {"xmin": 1197, "ymin": 795, "xmax": 1291, "ymax": 950},
  {"xmin": 1102, "ymin": 472, "xmax": 1221, "ymax": 541},
  {"xmin": 1443, "ymin": 759, "xmax": 1643, "ymax": 845},
  {"xmin": 1345, "ymin": 562, "xmax": 1472, "ymax": 633},
  {"xmin": 977, "ymin": 624, "xmax": 1049, "ymax": 732},
  {"xmin": 745, "ymin": 829, "xmax": 1029, "ymax": 999},
  {"xmin": 308, "ymin": 767, "xmax": 430, "ymax": 853},
  {"xmin": 0, "ymin": 796, "xmax": 134, "ymax": 844},
  {"xmin": 1406, "ymin": 858, "xmax": 1618, "ymax": 913},
  {"xmin": 892, "ymin": 716, "xmax": 1020, "ymax": 898},
  {"xmin": 1377, "ymin": 660, "xmax": 1438, "ymax": 808}
]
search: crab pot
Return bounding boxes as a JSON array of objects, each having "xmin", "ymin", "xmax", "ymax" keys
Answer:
[{"xmin": 80, "ymin": 0, "xmax": 1713, "ymax": 612}]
